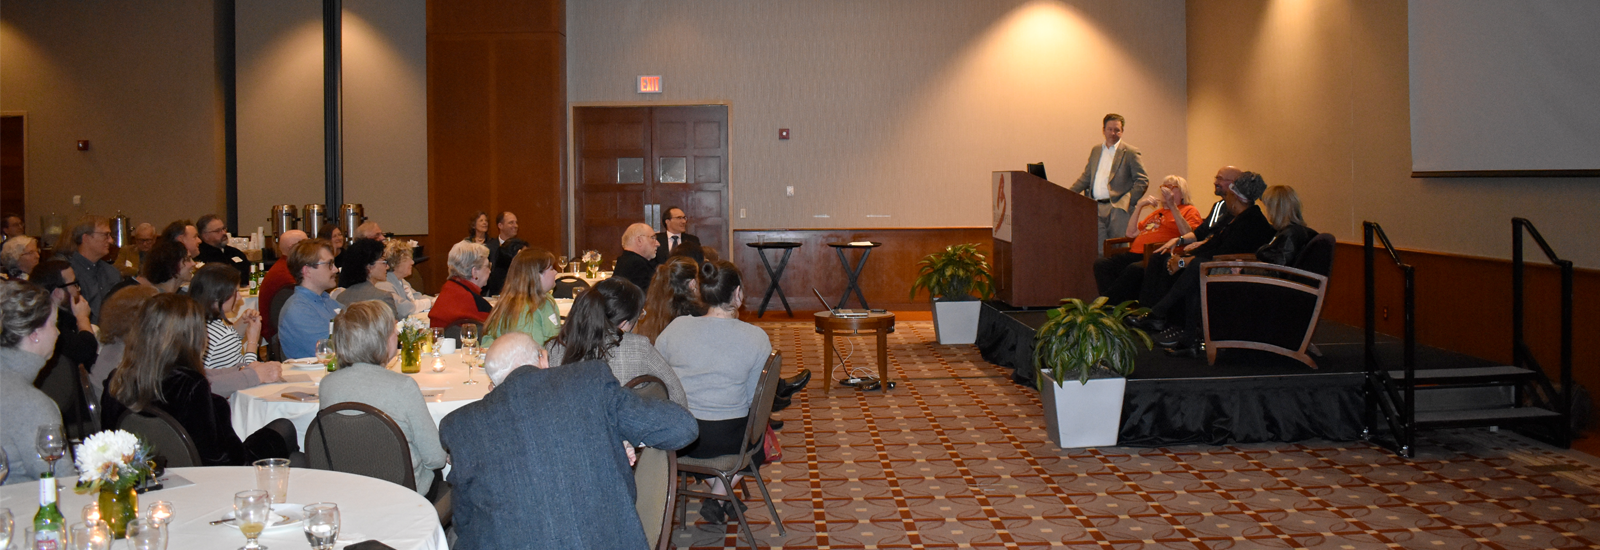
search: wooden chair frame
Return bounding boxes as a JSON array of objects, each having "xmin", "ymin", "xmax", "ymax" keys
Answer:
[{"xmin": 1199, "ymin": 261, "xmax": 1328, "ymax": 369}]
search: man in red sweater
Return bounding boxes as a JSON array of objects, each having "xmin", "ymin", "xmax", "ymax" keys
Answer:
[{"xmin": 259, "ymin": 230, "xmax": 308, "ymax": 340}]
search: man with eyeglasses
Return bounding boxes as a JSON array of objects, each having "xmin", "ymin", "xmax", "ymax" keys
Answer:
[
  {"xmin": 60, "ymin": 215, "xmax": 122, "ymax": 323},
  {"xmin": 277, "ymin": 239, "xmax": 343, "ymax": 359},
  {"xmin": 195, "ymin": 214, "xmax": 252, "ymax": 281},
  {"xmin": 113, "ymin": 223, "xmax": 158, "ymax": 277},
  {"xmin": 0, "ymin": 212, "xmax": 24, "ymax": 243},
  {"xmin": 651, "ymin": 206, "xmax": 703, "ymax": 270}
]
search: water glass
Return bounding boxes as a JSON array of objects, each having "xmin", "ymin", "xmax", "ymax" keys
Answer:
[
  {"xmin": 233, "ymin": 490, "xmax": 270, "ymax": 550},
  {"xmin": 124, "ymin": 519, "xmax": 163, "ymax": 550},
  {"xmin": 253, "ymin": 458, "xmax": 290, "ymax": 504},
  {"xmin": 36, "ymin": 424, "xmax": 66, "ymax": 475},
  {"xmin": 67, "ymin": 521, "xmax": 109, "ymax": 550},
  {"xmin": 302, "ymin": 503, "xmax": 339, "ymax": 550}
]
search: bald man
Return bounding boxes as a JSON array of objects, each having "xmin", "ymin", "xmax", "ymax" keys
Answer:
[
  {"xmin": 260, "ymin": 229, "xmax": 308, "ymax": 340},
  {"xmin": 355, "ymin": 221, "xmax": 386, "ymax": 242},
  {"xmin": 114, "ymin": 223, "xmax": 158, "ymax": 277},
  {"xmin": 613, "ymin": 223, "xmax": 658, "ymax": 292},
  {"xmin": 483, "ymin": 332, "xmax": 548, "ymax": 386}
]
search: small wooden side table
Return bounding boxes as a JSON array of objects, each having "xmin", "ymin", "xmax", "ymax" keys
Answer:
[{"xmin": 814, "ymin": 311, "xmax": 896, "ymax": 392}]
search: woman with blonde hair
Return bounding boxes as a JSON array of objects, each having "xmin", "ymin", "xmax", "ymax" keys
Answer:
[
  {"xmin": 633, "ymin": 256, "xmax": 705, "ymax": 344},
  {"xmin": 1255, "ymin": 185, "xmax": 1316, "ymax": 266},
  {"xmin": 318, "ymin": 301, "xmax": 448, "ymax": 496},
  {"xmin": 1095, "ymin": 175, "xmax": 1204, "ymax": 305},
  {"xmin": 483, "ymin": 247, "xmax": 560, "ymax": 347},
  {"xmin": 376, "ymin": 239, "xmax": 434, "ymax": 317}
]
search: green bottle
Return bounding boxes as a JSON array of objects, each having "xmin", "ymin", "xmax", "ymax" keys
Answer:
[{"xmin": 32, "ymin": 474, "xmax": 65, "ymax": 550}]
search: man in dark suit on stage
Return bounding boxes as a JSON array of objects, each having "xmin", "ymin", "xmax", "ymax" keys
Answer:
[
  {"xmin": 1069, "ymin": 113, "xmax": 1150, "ymax": 250},
  {"xmin": 483, "ymin": 211, "xmax": 525, "ymax": 296},
  {"xmin": 613, "ymin": 223, "xmax": 658, "ymax": 292},
  {"xmin": 652, "ymin": 206, "xmax": 703, "ymax": 269}
]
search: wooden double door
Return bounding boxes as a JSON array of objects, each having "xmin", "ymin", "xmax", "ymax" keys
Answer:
[{"xmin": 574, "ymin": 105, "xmax": 729, "ymax": 261}]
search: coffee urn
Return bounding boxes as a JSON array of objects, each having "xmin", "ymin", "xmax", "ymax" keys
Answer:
[
  {"xmin": 303, "ymin": 204, "xmax": 327, "ymax": 239},
  {"xmin": 338, "ymin": 204, "xmax": 366, "ymax": 240},
  {"xmin": 270, "ymin": 205, "xmax": 300, "ymax": 236},
  {"xmin": 109, "ymin": 211, "xmax": 132, "ymax": 248}
]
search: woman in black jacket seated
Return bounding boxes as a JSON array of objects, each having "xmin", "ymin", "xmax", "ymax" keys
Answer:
[
  {"xmin": 102, "ymin": 293, "xmax": 297, "ymax": 466},
  {"xmin": 1255, "ymin": 185, "xmax": 1316, "ymax": 266}
]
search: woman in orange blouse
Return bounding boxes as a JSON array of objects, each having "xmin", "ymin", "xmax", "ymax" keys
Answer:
[{"xmin": 1095, "ymin": 175, "xmax": 1204, "ymax": 305}]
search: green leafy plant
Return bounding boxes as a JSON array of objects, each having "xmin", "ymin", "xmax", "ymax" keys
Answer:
[
  {"xmin": 909, "ymin": 243, "xmax": 995, "ymax": 301},
  {"xmin": 1033, "ymin": 297, "xmax": 1153, "ymax": 387}
]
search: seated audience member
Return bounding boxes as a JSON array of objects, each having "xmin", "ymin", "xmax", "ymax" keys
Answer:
[
  {"xmin": 61, "ymin": 215, "xmax": 122, "ymax": 322},
  {"xmin": 258, "ymin": 229, "xmax": 308, "ymax": 341},
  {"xmin": 1, "ymin": 212, "xmax": 23, "ymax": 242},
  {"xmin": 101, "ymin": 293, "xmax": 297, "ymax": 465},
  {"xmin": 113, "ymin": 223, "xmax": 157, "ymax": 277},
  {"xmin": 699, "ymin": 245, "xmax": 720, "ymax": 264},
  {"xmin": 464, "ymin": 211, "xmax": 490, "ymax": 245},
  {"xmin": 195, "ymin": 214, "xmax": 251, "ymax": 280},
  {"xmin": 633, "ymin": 257, "xmax": 705, "ymax": 343},
  {"xmin": 354, "ymin": 221, "xmax": 386, "ymax": 242},
  {"xmin": 483, "ymin": 247, "xmax": 560, "ymax": 347},
  {"xmin": 613, "ymin": 223, "xmax": 659, "ymax": 292},
  {"xmin": 317, "ymin": 224, "xmax": 346, "ymax": 269},
  {"xmin": 547, "ymin": 278, "xmax": 688, "ymax": 407},
  {"xmin": 1135, "ymin": 172, "xmax": 1275, "ymax": 355},
  {"xmin": 189, "ymin": 264, "xmax": 283, "ymax": 395},
  {"xmin": 375, "ymin": 239, "xmax": 433, "ymax": 317},
  {"xmin": 1096, "ymin": 175, "xmax": 1204, "ymax": 305},
  {"xmin": 482, "ymin": 211, "xmax": 526, "ymax": 297},
  {"xmin": 277, "ymin": 239, "xmax": 342, "ymax": 359},
  {"xmin": 87, "ymin": 286, "xmax": 159, "ymax": 403},
  {"xmin": 334, "ymin": 239, "xmax": 399, "ymax": 316},
  {"xmin": 1255, "ymin": 185, "xmax": 1316, "ymax": 266},
  {"xmin": 652, "ymin": 206, "xmax": 704, "ymax": 269},
  {"xmin": 110, "ymin": 239, "xmax": 194, "ymax": 296},
  {"xmin": 159, "ymin": 219, "xmax": 201, "ymax": 258},
  {"xmin": 441, "ymin": 332, "xmax": 698, "ymax": 549},
  {"xmin": 429, "ymin": 241, "xmax": 493, "ymax": 329},
  {"xmin": 0, "ymin": 280, "xmax": 81, "ymax": 483},
  {"xmin": 29, "ymin": 260, "xmax": 98, "ymax": 378},
  {"xmin": 1, "ymin": 235, "xmax": 41, "ymax": 280},
  {"xmin": 654, "ymin": 260, "xmax": 773, "ymax": 523},
  {"xmin": 318, "ymin": 301, "xmax": 448, "ymax": 496}
]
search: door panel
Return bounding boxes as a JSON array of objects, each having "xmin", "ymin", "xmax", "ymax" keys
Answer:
[{"xmin": 573, "ymin": 105, "xmax": 729, "ymax": 261}]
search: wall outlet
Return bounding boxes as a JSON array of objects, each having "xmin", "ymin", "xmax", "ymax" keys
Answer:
[
  {"xmin": 739, "ymin": 208, "xmax": 747, "ymax": 219},
  {"xmin": 786, "ymin": 186, "xmax": 794, "ymax": 197},
  {"xmin": 73, "ymin": 195, "xmax": 82, "ymax": 205}
]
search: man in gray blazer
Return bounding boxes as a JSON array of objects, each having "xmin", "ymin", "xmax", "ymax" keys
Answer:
[{"xmin": 1069, "ymin": 113, "xmax": 1150, "ymax": 249}]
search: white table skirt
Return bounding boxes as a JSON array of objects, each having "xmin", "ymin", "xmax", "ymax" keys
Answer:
[
  {"xmin": 230, "ymin": 350, "xmax": 491, "ymax": 446},
  {"xmin": 0, "ymin": 466, "xmax": 446, "ymax": 550}
]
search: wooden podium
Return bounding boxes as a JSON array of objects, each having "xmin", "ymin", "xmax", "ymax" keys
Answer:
[{"xmin": 990, "ymin": 170, "xmax": 1098, "ymax": 307}]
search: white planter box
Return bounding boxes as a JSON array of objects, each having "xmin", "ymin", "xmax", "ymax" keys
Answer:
[
  {"xmin": 931, "ymin": 299, "xmax": 981, "ymax": 345},
  {"xmin": 1040, "ymin": 371, "xmax": 1127, "ymax": 448}
]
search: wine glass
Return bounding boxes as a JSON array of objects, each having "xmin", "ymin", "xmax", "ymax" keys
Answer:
[
  {"xmin": 125, "ymin": 519, "xmax": 163, "ymax": 550},
  {"xmin": 302, "ymin": 503, "xmax": 339, "ymax": 550},
  {"xmin": 429, "ymin": 328, "xmax": 444, "ymax": 357},
  {"xmin": 315, "ymin": 339, "xmax": 336, "ymax": 370},
  {"xmin": 36, "ymin": 424, "xmax": 66, "ymax": 476},
  {"xmin": 1, "ymin": 508, "xmax": 14, "ymax": 550},
  {"xmin": 459, "ymin": 323, "xmax": 479, "ymax": 353},
  {"xmin": 557, "ymin": 255, "xmax": 569, "ymax": 272},
  {"xmin": 461, "ymin": 348, "xmax": 481, "ymax": 385},
  {"xmin": 233, "ymin": 490, "xmax": 270, "ymax": 550}
]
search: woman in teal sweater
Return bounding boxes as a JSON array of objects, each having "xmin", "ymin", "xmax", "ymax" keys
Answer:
[{"xmin": 483, "ymin": 247, "xmax": 560, "ymax": 347}]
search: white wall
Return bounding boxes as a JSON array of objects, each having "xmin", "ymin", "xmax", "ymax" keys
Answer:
[{"xmin": 568, "ymin": 0, "xmax": 1188, "ymax": 230}]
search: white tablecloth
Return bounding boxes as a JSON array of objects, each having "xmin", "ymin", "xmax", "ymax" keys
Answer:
[
  {"xmin": 230, "ymin": 351, "xmax": 492, "ymax": 446},
  {"xmin": 0, "ymin": 466, "xmax": 446, "ymax": 550}
]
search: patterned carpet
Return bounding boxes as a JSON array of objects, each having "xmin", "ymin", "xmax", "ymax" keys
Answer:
[{"xmin": 670, "ymin": 320, "xmax": 1600, "ymax": 549}]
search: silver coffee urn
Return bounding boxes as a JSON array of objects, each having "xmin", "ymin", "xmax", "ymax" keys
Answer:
[
  {"xmin": 270, "ymin": 205, "xmax": 300, "ymax": 236},
  {"xmin": 108, "ymin": 211, "xmax": 132, "ymax": 248},
  {"xmin": 338, "ymin": 204, "xmax": 366, "ymax": 240},
  {"xmin": 303, "ymin": 204, "xmax": 327, "ymax": 240}
]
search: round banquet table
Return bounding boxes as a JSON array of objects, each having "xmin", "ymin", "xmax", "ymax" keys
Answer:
[
  {"xmin": 0, "ymin": 466, "xmax": 446, "ymax": 550},
  {"xmin": 231, "ymin": 350, "xmax": 492, "ymax": 446}
]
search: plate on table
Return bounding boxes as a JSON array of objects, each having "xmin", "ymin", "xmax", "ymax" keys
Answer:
[
  {"xmin": 284, "ymin": 358, "xmax": 326, "ymax": 371},
  {"xmin": 223, "ymin": 503, "xmax": 305, "ymax": 531}
]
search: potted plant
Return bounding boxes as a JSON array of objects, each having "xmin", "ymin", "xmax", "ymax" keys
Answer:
[
  {"xmin": 909, "ymin": 243, "xmax": 995, "ymax": 345},
  {"xmin": 1033, "ymin": 297, "xmax": 1152, "ymax": 448}
]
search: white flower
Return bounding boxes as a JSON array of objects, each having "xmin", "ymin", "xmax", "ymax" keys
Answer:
[{"xmin": 74, "ymin": 430, "xmax": 141, "ymax": 483}]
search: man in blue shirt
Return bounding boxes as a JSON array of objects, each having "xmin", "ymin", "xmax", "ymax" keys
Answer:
[{"xmin": 277, "ymin": 239, "xmax": 342, "ymax": 358}]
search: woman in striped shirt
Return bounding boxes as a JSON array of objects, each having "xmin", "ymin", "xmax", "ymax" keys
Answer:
[{"xmin": 189, "ymin": 263, "xmax": 282, "ymax": 395}]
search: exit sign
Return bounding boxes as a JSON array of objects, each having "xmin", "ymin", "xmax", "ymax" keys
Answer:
[{"xmin": 637, "ymin": 76, "xmax": 662, "ymax": 94}]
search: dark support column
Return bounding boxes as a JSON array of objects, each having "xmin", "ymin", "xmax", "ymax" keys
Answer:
[
  {"xmin": 217, "ymin": 0, "xmax": 238, "ymax": 233},
  {"xmin": 323, "ymin": 0, "xmax": 343, "ymax": 215}
]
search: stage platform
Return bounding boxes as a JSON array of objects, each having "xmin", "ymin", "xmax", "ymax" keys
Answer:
[{"xmin": 975, "ymin": 301, "xmax": 1499, "ymax": 446}]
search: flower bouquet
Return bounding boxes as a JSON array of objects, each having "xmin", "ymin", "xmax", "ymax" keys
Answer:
[
  {"xmin": 74, "ymin": 430, "xmax": 155, "ymax": 538},
  {"xmin": 397, "ymin": 315, "xmax": 430, "ymax": 373}
]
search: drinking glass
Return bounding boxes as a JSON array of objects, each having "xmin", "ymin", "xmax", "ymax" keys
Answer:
[
  {"xmin": 233, "ymin": 490, "xmax": 270, "ymax": 550},
  {"xmin": 124, "ymin": 519, "xmax": 163, "ymax": 550},
  {"xmin": 315, "ymin": 339, "xmax": 336, "ymax": 370},
  {"xmin": 253, "ymin": 458, "xmax": 290, "ymax": 504},
  {"xmin": 35, "ymin": 424, "xmax": 66, "ymax": 476},
  {"xmin": 461, "ymin": 348, "xmax": 481, "ymax": 385},
  {"xmin": 459, "ymin": 323, "xmax": 479, "ymax": 352},
  {"xmin": 145, "ymin": 501, "xmax": 174, "ymax": 528},
  {"xmin": 67, "ymin": 521, "xmax": 109, "ymax": 550},
  {"xmin": 557, "ymin": 256, "xmax": 569, "ymax": 272},
  {"xmin": 302, "ymin": 503, "xmax": 339, "ymax": 550},
  {"xmin": 81, "ymin": 503, "xmax": 100, "ymax": 524},
  {"xmin": 429, "ymin": 328, "xmax": 444, "ymax": 357},
  {"xmin": 0, "ymin": 508, "xmax": 13, "ymax": 550},
  {"xmin": 1, "ymin": 446, "xmax": 10, "ymax": 484}
]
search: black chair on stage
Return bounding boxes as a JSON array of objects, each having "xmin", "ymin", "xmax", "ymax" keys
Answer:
[{"xmin": 1198, "ymin": 233, "xmax": 1336, "ymax": 369}]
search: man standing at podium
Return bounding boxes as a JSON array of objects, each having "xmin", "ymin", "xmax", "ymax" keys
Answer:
[{"xmin": 1069, "ymin": 113, "xmax": 1149, "ymax": 248}]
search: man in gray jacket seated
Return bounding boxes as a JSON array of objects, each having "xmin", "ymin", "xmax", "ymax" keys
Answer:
[{"xmin": 441, "ymin": 333, "xmax": 699, "ymax": 549}]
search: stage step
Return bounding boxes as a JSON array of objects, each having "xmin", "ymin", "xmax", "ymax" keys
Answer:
[
  {"xmin": 1386, "ymin": 365, "xmax": 1538, "ymax": 385},
  {"xmin": 1413, "ymin": 406, "xmax": 1563, "ymax": 428}
]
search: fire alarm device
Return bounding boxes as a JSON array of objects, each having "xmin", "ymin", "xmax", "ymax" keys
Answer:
[
  {"xmin": 779, "ymin": 129, "xmax": 790, "ymax": 140},
  {"xmin": 77, "ymin": 140, "xmax": 90, "ymax": 151}
]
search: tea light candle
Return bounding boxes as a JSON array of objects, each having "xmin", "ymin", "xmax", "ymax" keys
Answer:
[
  {"xmin": 148, "ymin": 501, "xmax": 174, "ymax": 526},
  {"xmin": 432, "ymin": 358, "xmax": 446, "ymax": 373},
  {"xmin": 83, "ymin": 502, "xmax": 101, "ymax": 523}
]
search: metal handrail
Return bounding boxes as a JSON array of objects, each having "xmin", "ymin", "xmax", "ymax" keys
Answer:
[
  {"xmin": 1512, "ymin": 218, "xmax": 1573, "ymax": 445},
  {"xmin": 1364, "ymin": 221, "xmax": 1416, "ymax": 455}
]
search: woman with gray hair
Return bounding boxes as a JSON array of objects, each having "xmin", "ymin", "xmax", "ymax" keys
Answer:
[
  {"xmin": 375, "ymin": 239, "xmax": 433, "ymax": 317},
  {"xmin": 318, "ymin": 301, "xmax": 449, "ymax": 496},
  {"xmin": 0, "ymin": 279, "xmax": 80, "ymax": 483},
  {"xmin": 429, "ymin": 240, "xmax": 492, "ymax": 328},
  {"xmin": 0, "ymin": 235, "xmax": 41, "ymax": 280}
]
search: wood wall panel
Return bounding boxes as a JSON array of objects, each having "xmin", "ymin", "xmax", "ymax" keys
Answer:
[
  {"xmin": 731, "ymin": 227, "xmax": 993, "ymax": 315},
  {"xmin": 1321, "ymin": 241, "xmax": 1600, "ymax": 418},
  {"xmin": 424, "ymin": 0, "xmax": 565, "ymax": 294}
]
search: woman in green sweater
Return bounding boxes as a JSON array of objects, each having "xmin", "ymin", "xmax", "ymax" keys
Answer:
[{"xmin": 483, "ymin": 247, "xmax": 560, "ymax": 347}]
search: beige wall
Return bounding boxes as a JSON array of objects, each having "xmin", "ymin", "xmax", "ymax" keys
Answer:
[
  {"xmin": 0, "ymin": 0, "xmax": 224, "ymax": 238},
  {"xmin": 236, "ymin": 0, "xmax": 326, "ymax": 234},
  {"xmin": 1187, "ymin": 0, "xmax": 1600, "ymax": 269},
  {"xmin": 567, "ymin": 0, "xmax": 1189, "ymax": 230}
]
